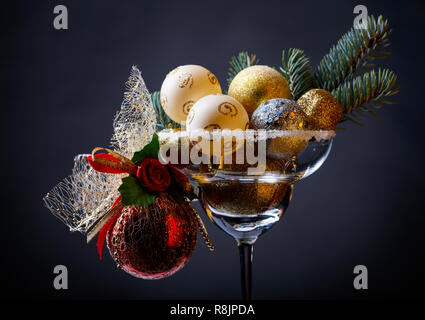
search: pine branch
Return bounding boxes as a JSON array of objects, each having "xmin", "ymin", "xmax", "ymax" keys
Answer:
[
  {"xmin": 280, "ymin": 48, "xmax": 317, "ymax": 99},
  {"xmin": 315, "ymin": 15, "xmax": 392, "ymax": 92},
  {"xmin": 151, "ymin": 91, "xmax": 181, "ymax": 131},
  {"xmin": 332, "ymin": 68, "xmax": 399, "ymax": 125},
  {"xmin": 227, "ymin": 52, "xmax": 260, "ymax": 86}
]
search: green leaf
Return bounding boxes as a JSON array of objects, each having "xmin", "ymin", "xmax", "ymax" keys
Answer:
[
  {"xmin": 118, "ymin": 175, "xmax": 156, "ymax": 207},
  {"xmin": 314, "ymin": 15, "xmax": 392, "ymax": 91},
  {"xmin": 151, "ymin": 91, "xmax": 181, "ymax": 130},
  {"xmin": 332, "ymin": 68, "xmax": 399, "ymax": 125},
  {"xmin": 281, "ymin": 48, "xmax": 317, "ymax": 99},
  {"xmin": 131, "ymin": 133, "xmax": 159, "ymax": 165}
]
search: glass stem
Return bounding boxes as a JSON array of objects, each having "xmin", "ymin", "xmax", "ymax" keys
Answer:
[{"xmin": 238, "ymin": 243, "xmax": 253, "ymax": 300}]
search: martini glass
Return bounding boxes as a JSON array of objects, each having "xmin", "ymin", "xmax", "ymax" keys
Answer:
[{"xmin": 159, "ymin": 129, "xmax": 335, "ymax": 300}]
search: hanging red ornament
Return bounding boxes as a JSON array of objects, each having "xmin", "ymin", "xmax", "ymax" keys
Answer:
[{"xmin": 106, "ymin": 192, "xmax": 198, "ymax": 279}]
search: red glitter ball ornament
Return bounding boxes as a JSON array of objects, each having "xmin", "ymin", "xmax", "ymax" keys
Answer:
[{"xmin": 106, "ymin": 192, "xmax": 198, "ymax": 279}]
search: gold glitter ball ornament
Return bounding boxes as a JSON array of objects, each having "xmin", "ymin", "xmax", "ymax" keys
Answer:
[
  {"xmin": 202, "ymin": 181, "xmax": 291, "ymax": 216},
  {"xmin": 267, "ymin": 136, "xmax": 307, "ymax": 159},
  {"xmin": 196, "ymin": 158, "xmax": 293, "ymax": 215},
  {"xmin": 228, "ymin": 65, "xmax": 291, "ymax": 117},
  {"xmin": 297, "ymin": 89, "xmax": 343, "ymax": 130}
]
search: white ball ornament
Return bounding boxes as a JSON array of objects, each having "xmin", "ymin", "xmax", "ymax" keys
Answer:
[
  {"xmin": 186, "ymin": 94, "xmax": 249, "ymax": 158},
  {"xmin": 160, "ymin": 65, "xmax": 222, "ymax": 124},
  {"xmin": 186, "ymin": 94, "xmax": 249, "ymax": 131}
]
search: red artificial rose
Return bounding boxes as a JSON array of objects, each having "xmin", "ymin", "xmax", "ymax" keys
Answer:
[{"xmin": 136, "ymin": 158, "xmax": 171, "ymax": 192}]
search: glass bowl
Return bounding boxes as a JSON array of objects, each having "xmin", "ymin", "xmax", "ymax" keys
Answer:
[{"xmin": 158, "ymin": 129, "xmax": 335, "ymax": 300}]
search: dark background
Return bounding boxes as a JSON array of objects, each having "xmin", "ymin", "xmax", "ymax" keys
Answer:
[{"xmin": 3, "ymin": 0, "xmax": 425, "ymax": 300}]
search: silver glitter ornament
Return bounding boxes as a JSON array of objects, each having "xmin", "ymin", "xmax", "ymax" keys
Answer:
[{"xmin": 250, "ymin": 98, "xmax": 308, "ymax": 130}]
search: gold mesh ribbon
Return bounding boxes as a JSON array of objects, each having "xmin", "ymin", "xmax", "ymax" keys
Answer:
[{"xmin": 43, "ymin": 66, "xmax": 157, "ymax": 234}]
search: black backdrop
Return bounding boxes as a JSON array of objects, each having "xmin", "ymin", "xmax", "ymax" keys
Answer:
[{"xmin": 3, "ymin": 0, "xmax": 425, "ymax": 300}]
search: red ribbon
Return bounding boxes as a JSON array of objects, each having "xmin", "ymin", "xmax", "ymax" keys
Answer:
[
  {"xmin": 87, "ymin": 153, "xmax": 130, "ymax": 174},
  {"xmin": 96, "ymin": 196, "xmax": 122, "ymax": 260},
  {"xmin": 87, "ymin": 149, "xmax": 136, "ymax": 174}
]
